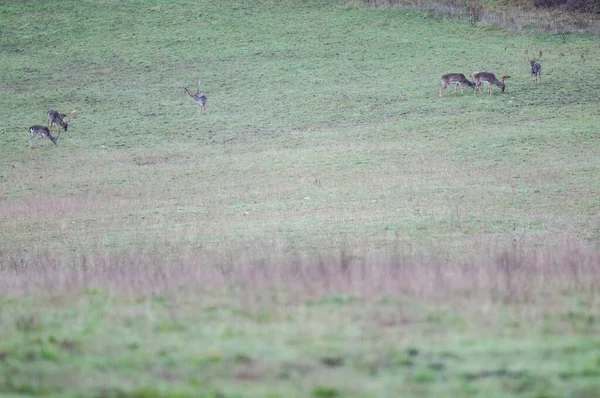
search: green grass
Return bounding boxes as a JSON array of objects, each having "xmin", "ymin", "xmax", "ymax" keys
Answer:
[
  {"xmin": 1, "ymin": 0, "xmax": 600, "ymax": 396},
  {"xmin": 1, "ymin": 1, "xmax": 599, "ymax": 255},
  {"xmin": 1, "ymin": 291, "xmax": 599, "ymax": 397}
]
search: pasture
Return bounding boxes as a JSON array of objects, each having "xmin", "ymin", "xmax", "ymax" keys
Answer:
[{"xmin": 1, "ymin": 0, "xmax": 599, "ymax": 396}]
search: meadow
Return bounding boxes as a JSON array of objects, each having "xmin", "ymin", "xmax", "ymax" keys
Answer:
[{"xmin": 1, "ymin": 0, "xmax": 600, "ymax": 396}]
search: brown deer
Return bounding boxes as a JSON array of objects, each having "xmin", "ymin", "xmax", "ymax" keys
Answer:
[
  {"xmin": 470, "ymin": 71, "xmax": 484, "ymax": 93},
  {"xmin": 526, "ymin": 50, "xmax": 542, "ymax": 84},
  {"xmin": 471, "ymin": 71, "xmax": 511, "ymax": 95},
  {"xmin": 184, "ymin": 80, "xmax": 207, "ymax": 112},
  {"xmin": 47, "ymin": 109, "xmax": 77, "ymax": 131},
  {"xmin": 29, "ymin": 125, "xmax": 59, "ymax": 147},
  {"xmin": 440, "ymin": 73, "xmax": 476, "ymax": 96}
]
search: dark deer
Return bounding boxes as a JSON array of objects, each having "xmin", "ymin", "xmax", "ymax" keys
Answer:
[
  {"xmin": 440, "ymin": 73, "xmax": 476, "ymax": 96},
  {"xmin": 46, "ymin": 109, "xmax": 77, "ymax": 131},
  {"xmin": 526, "ymin": 50, "xmax": 542, "ymax": 84},
  {"xmin": 471, "ymin": 71, "xmax": 511, "ymax": 95},
  {"xmin": 29, "ymin": 125, "xmax": 59, "ymax": 147},
  {"xmin": 184, "ymin": 80, "xmax": 207, "ymax": 112}
]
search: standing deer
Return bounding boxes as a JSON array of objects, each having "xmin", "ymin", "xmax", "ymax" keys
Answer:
[
  {"xmin": 470, "ymin": 71, "xmax": 484, "ymax": 95},
  {"xmin": 440, "ymin": 73, "xmax": 476, "ymax": 96},
  {"xmin": 184, "ymin": 80, "xmax": 207, "ymax": 112},
  {"xmin": 471, "ymin": 71, "xmax": 511, "ymax": 95},
  {"xmin": 526, "ymin": 50, "xmax": 542, "ymax": 84},
  {"xmin": 29, "ymin": 125, "xmax": 59, "ymax": 147},
  {"xmin": 47, "ymin": 109, "xmax": 77, "ymax": 131}
]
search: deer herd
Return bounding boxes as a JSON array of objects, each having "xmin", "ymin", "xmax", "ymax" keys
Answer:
[
  {"xmin": 440, "ymin": 50, "xmax": 542, "ymax": 97},
  {"xmin": 28, "ymin": 109, "xmax": 77, "ymax": 148},
  {"xmin": 28, "ymin": 80, "xmax": 210, "ymax": 148},
  {"xmin": 27, "ymin": 51, "xmax": 543, "ymax": 147}
]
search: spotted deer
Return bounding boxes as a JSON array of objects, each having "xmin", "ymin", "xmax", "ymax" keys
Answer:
[
  {"xmin": 47, "ymin": 109, "xmax": 77, "ymax": 131},
  {"xmin": 471, "ymin": 71, "xmax": 511, "ymax": 95},
  {"xmin": 29, "ymin": 125, "xmax": 59, "ymax": 147},
  {"xmin": 440, "ymin": 73, "xmax": 476, "ymax": 96},
  {"xmin": 526, "ymin": 50, "xmax": 542, "ymax": 84}
]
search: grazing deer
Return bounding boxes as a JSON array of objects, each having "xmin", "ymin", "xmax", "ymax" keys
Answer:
[
  {"xmin": 184, "ymin": 80, "xmax": 207, "ymax": 112},
  {"xmin": 470, "ymin": 71, "xmax": 483, "ymax": 95},
  {"xmin": 29, "ymin": 125, "xmax": 59, "ymax": 147},
  {"xmin": 471, "ymin": 71, "xmax": 511, "ymax": 95},
  {"xmin": 46, "ymin": 109, "xmax": 77, "ymax": 131},
  {"xmin": 526, "ymin": 50, "xmax": 542, "ymax": 84},
  {"xmin": 440, "ymin": 73, "xmax": 476, "ymax": 96}
]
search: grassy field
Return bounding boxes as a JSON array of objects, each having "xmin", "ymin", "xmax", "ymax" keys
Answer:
[{"xmin": 1, "ymin": 0, "xmax": 600, "ymax": 397}]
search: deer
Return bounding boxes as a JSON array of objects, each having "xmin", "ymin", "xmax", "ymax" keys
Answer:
[
  {"xmin": 29, "ymin": 125, "xmax": 59, "ymax": 147},
  {"xmin": 471, "ymin": 71, "xmax": 511, "ymax": 95},
  {"xmin": 440, "ymin": 73, "xmax": 476, "ymax": 96},
  {"xmin": 526, "ymin": 50, "xmax": 542, "ymax": 84},
  {"xmin": 46, "ymin": 109, "xmax": 77, "ymax": 131},
  {"xmin": 184, "ymin": 80, "xmax": 207, "ymax": 112},
  {"xmin": 470, "ymin": 71, "xmax": 485, "ymax": 95}
]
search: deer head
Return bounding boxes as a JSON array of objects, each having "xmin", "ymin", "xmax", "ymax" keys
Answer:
[{"xmin": 526, "ymin": 50, "xmax": 542, "ymax": 66}]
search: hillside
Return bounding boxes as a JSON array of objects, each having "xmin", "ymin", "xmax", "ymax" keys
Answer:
[{"xmin": 0, "ymin": 1, "xmax": 599, "ymax": 397}]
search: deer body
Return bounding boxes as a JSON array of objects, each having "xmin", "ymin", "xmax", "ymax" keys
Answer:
[
  {"xmin": 46, "ymin": 109, "xmax": 76, "ymax": 131},
  {"xmin": 530, "ymin": 60, "xmax": 542, "ymax": 83},
  {"xmin": 184, "ymin": 80, "xmax": 207, "ymax": 112},
  {"xmin": 440, "ymin": 73, "xmax": 476, "ymax": 96},
  {"xmin": 29, "ymin": 125, "xmax": 58, "ymax": 147},
  {"xmin": 526, "ymin": 50, "xmax": 542, "ymax": 84},
  {"xmin": 471, "ymin": 71, "xmax": 511, "ymax": 95}
]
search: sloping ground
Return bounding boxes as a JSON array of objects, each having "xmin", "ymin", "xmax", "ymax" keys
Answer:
[{"xmin": 0, "ymin": 0, "xmax": 599, "ymax": 396}]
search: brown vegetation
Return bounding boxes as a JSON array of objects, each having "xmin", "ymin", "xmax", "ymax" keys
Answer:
[
  {"xmin": 357, "ymin": 0, "xmax": 600, "ymax": 33},
  {"xmin": 1, "ymin": 239, "xmax": 598, "ymax": 307}
]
